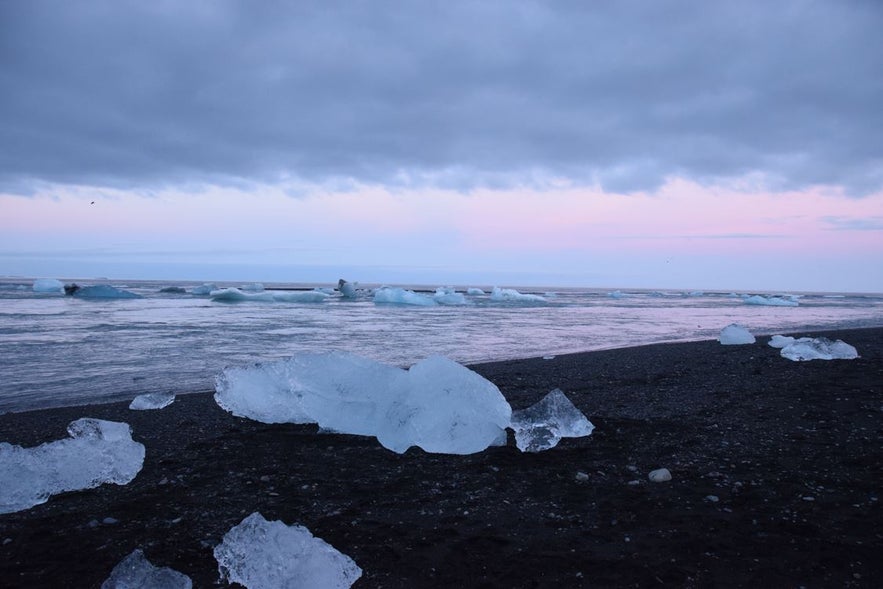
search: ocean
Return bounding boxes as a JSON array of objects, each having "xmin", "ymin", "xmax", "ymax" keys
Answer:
[{"xmin": 2, "ymin": 277, "xmax": 882, "ymax": 413}]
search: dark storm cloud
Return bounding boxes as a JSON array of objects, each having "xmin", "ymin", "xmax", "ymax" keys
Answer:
[{"xmin": 2, "ymin": 0, "xmax": 881, "ymax": 195}]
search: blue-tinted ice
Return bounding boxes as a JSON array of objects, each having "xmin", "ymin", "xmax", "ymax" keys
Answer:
[
  {"xmin": 102, "ymin": 549, "xmax": 192, "ymax": 589},
  {"xmin": 509, "ymin": 389, "xmax": 595, "ymax": 452}
]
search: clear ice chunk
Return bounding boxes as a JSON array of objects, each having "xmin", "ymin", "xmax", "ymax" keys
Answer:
[
  {"xmin": 0, "ymin": 418, "xmax": 145, "ymax": 514},
  {"xmin": 129, "ymin": 392, "xmax": 176, "ymax": 410},
  {"xmin": 780, "ymin": 337, "xmax": 858, "ymax": 361},
  {"xmin": 509, "ymin": 389, "xmax": 594, "ymax": 452},
  {"xmin": 102, "ymin": 549, "xmax": 192, "ymax": 589},
  {"xmin": 214, "ymin": 512, "xmax": 362, "ymax": 589},
  {"xmin": 718, "ymin": 323, "xmax": 756, "ymax": 345}
]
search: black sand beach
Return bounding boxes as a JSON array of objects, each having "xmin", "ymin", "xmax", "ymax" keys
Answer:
[{"xmin": 1, "ymin": 327, "xmax": 881, "ymax": 588}]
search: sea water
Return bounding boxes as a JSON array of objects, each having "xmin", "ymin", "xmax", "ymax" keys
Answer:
[{"xmin": 1, "ymin": 278, "xmax": 882, "ymax": 413}]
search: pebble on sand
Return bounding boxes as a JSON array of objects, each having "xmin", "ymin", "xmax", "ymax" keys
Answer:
[{"xmin": 648, "ymin": 468, "xmax": 672, "ymax": 483}]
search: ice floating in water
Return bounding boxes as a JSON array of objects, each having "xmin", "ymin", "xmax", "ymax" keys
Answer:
[
  {"xmin": 780, "ymin": 337, "xmax": 858, "ymax": 361},
  {"xmin": 215, "ymin": 352, "xmax": 512, "ymax": 454},
  {"xmin": 373, "ymin": 286, "xmax": 436, "ymax": 306},
  {"xmin": 719, "ymin": 324, "xmax": 756, "ymax": 345},
  {"xmin": 210, "ymin": 288, "xmax": 329, "ymax": 303},
  {"xmin": 743, "ymin": 295, "xmax": 799, "ymax": 307},
  {"xmin": 434, "ymin": 287, "xmax": 470, "ymax": 306},
  {"xmin": 338, "ymin": 279, "xmax": 357, "ymax": 298},
  {"xmin": 32, "ymin": 278, "xmax": 64, "ymax": 293},
  {"xmin": 74, "ymin": 285, "xmax": 141, "ymax": 299},
  {"xmin": 129, "ymin": 392, "xmax": 176, "ymax": 410},
  {"xmin": 509, "ymin": 389, "xmax": 594, "ymax": 452},
  {"xmin": 215, "ymin": 512, "xmax": 362, "ymax": 589},
  {"xmin": 0, "ymin": 418, "xmax": 145, "ymax": 514},
  {"xmin": 467, "ymin": 287, "xmax": 485, "ymax": 295},
  {"xmin": 190, "ymin": 283, "xmax": 217, "ymax": 295},
  {"xmin": 102, "ymin": 549, "xmax": 192, "ymax": 589},
  {"xmin": 490, "ymin": 286, "xmax": 546, "ymax": 303},
  {"xmin": 607, "ymin": 290, "xmax": 625, "ymax": 299}
]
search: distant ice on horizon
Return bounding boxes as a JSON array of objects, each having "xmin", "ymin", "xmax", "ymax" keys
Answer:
[
  {"xmin": 490, "ymin": 286, "xmax": 546, "ymax": 303},
  {"xmin": 744, "ymin": 294, "xmax": 799, "ymax": 307}
]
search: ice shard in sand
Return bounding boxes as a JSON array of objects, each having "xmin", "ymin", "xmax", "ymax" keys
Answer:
[
  {"xmin": 102, "ymin": 549, "xmax": 192, "ymax": 589},
  {"xmin": 214, "ymin": 512, "xmax": 362, "ymax": 589},
  {"xmin": 0, "ymin": 418, "xmax": 145, "ymax": 514},
  {"xmin": 129, "ymin": 392, "xmax": 176, "ymax": 410},
  {"xmin": 510, "ymin": 389, "xmax": 595, "ymax": 452}
]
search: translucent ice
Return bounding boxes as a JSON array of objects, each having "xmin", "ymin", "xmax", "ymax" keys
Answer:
[
  {"xmin": 719, "ymin": 324, "xmax": 756, "ymax": 345},
  {"xmin": 743, "ymin": 295, "xmax": 799, "ymax": 307},
  {"xmin": 337, "ymin": 279, "xmax": 357, "ymax": 298},
  {"xmin": 466, "ymin": 287, "xmax": 485, "ymax": 295},
  {"xmin": 74, "ymin": 285, "xmax": 141, "ymax": 299},
  {"xmin": 190, "ymin": 283, "xmax": 217, "ymax": 295},
  {"xmin": 373, "ymin": 286, "xmax": 437, "ymax": 306},
  {"xmin": 433, "ymin": 287, "xmax": 470, "ymax": 306},
  {"xmin": 215, "ymin": 352, "xmax": 512, "ymax": 455},
  {"xmin": 490, "ymin": 286, "xmax": 546, "ymax": 303},
  {"xmin": 33, "ymin": 278, "xmax": 64, "ymax": 293},
  {"xmin": 214, "ymin": 512, "xmax": 362, "ymax": 589},
  {"xmin": 129, "ymin": 392, "xmax": 176, "ymax": 410},
  {"xmin": 210, "ymin": 288, "xmax": 329, "ymax": 303},
  {"xmin": 768, "ymin": 335, "xmax": 803, "ymax": 348},
  {"xmin": 780, "ymin": 337, "xmax": 858, "ymax": 361},
  {"xmin": 509, "ymin": 389, "xmax": 594, "ymax": 452},
  {"xmin": 0, "ymin": 418, "xmax": 145, "ymax": 514},
  {"xmin": 102, "ymin": 549, "xmax": 192, "ymax": 589}
]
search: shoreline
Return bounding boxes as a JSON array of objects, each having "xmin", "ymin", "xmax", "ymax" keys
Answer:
[{"xmin": 1, "ymin": 326, "xmax": 881, "ymax": 587}]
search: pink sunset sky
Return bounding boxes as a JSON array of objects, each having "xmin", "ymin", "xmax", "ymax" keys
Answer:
[{"xmin": 2, "ymin": 2, "xmax": 882, "ymax": 292}]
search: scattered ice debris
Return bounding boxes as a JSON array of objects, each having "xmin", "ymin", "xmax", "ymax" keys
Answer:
[
  {"xmin": 214, "ymin": 512, "xmax": 362, "ymax": 589},
  {"xmin": 718, "ymin": 324, "xmax": 756, "ymax": 345},
  {"xmin": 373, "ymin": 286, "xmax": 436, "ymax": 306},
  {"xmin": 433, "ymin": 287, "xmax": 470, "ymax": 306},
  {"xmin": 779, "ymin": 337, "xmax": 859, "ymax": 361},
  {"xmin": 337, "ymin": 279, "xmax": 357, "ymax": 298},
  {"xmin": 743, "ymin": 294, "xmax": 799, "ymax": 307},
  {"xmin": 210, "ymin": 288, "xmax": 329, "ymax": 303},
  {"xmin": 32, "ymin": 278, "xmax": 64, "ymax": 293},
  {"xmin": 543, "ymin": 355, "xmax": 555, "ymax": 360},
  {"xmin": 102, "ymin": 549, "xmax": 192, "ymax": 589},
  {"xmin": 190, "ymin": 283, "xmax": 217, "ymax": 295},
  {"xmin": 648, "ymin": 468, "xmax": 672, "ymax": 483},
  {"xmin": 509, "ymin": 389, "xmax": 594, "ymax": 452},
  {"xmin": 0, "ymin": 418, "xmax": 145, "ymax": 514},
  {"xmin": 490, "ymin": 286, "xmax": 546, "ymax": 303},
  {"xmin": 74, "ymin": 285, "xmax": 141, "ymax": 299},
  {"xmin": 129, "ymin": 392, "xmax": 176, "ymax": 410},
  {"xmin": 466, "ymin": 287, "xmax": 486, "ymax": 295},
  {"xmin": 215, "ymin": 352, "xmax": 512, "ymax": 455}
]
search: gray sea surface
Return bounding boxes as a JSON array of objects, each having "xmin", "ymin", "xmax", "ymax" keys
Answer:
[{"xmin": 2, "ymin": 278, "xmax": 882, "ymax": 412}]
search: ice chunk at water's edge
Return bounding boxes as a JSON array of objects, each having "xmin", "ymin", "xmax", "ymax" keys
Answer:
[
  {"xmin": 719, "ymin": 323, "xmax": 755, "ymax": 345},
  {"xmin": 0, "ymin": 418, "xmax": 145, "ymax": 514},
  {"xmin": 102, "ymin": 549, "xmax": 192, "ymax": 589},
  {"xmin": 510, "ymin": 389, "xmax": 594, "ymax": 453},
  {"xmin": 129, "ymin": 392, "xmax": 176, "ymax": 410},
  {"xmin": 214, "ymin": 512, "xmax": 362, "ymax": 589}
]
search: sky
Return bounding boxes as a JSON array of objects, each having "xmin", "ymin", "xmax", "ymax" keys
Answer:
[{"xmin": 1, "ymin": 0, "xmax": 882, "ymax": 292}]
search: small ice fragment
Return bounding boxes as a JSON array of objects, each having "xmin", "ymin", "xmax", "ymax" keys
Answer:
[
  {"xmin": 575, "ymin": 471, "xmax": 589, "ymax": 482},
  {"xmin": 490, "ymin": 286, "xmax": 546, "ymax": 303},
  {"xmin": 0, "ymin": 419, "xmax": 145, "ymax": 514},
  {"xmin": 542, "ymin": 355, "xmax": 555, "ymax": 360},
  {"xmin": 509, "ymin": 389, "xmax": 594, "ymax": 452},
  {"xmin": 129, "ymin": 392, "xmax": 176, "ymax": 410},
  {"xmin": 102, "ymin": 549, "xmax": 192, "ymax": 589},
  {"xmin": 780, "ymin": 337, "xmax": 859, "ymax": 361},
  {"xmin": 719, "ymin": 324, "xmax": 756, "ymax": 345},
  {"xmin": 705, "ymin": 495, "xmax": 720, "ymax": 503},
  {"xmin": 648, "ymin": 468, "xmax": 672, "ymax": 483},
  {"xmin": 214, "ymin": 512, "xmax": 362, "ymax": 589}
]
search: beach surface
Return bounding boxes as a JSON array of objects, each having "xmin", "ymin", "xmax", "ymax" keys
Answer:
[{"xmin": 1, "ymin": 327, "xmax": 881, "ymax": 588}]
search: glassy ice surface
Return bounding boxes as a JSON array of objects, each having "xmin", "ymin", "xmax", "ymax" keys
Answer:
[
  {"xmin": 215, "ymin": 352, "xmax": 512, "ymax": 454},
  {"xmin": 780, "ymin": 337, "xmax": 859, "ymax": 361},
  {"xmin": 719, "ymin": 323, "xmax": 756, "ymax": 345},
  {"xmin": 210, "ymin": 288, "xmax": 329, "ymax": 303},
  {"xmin": 768, "ymin": 334, "xmax": 798, "ymax": 348},
  {"xmin": 32, "ymin": 278, "xmax": 64, "ymax": 293},
  {"xmin": 373, "ymin": 286, "xmax": 437, "ymax": 306},
  {"xmin": 214, "ymin": 512, "xmax": 362, "ymax": 589},
  {"xmin": 510, "ymin": 389, "xmax": 594, "ymax": 452},
  {"xmin": 0, "ymin": 418, "xmax": 145, "ymax": 514},
  {"xmin": 1, "ymin": 278, "xmax": 882, "ymax": 412},
  {"xmin": 743, "ymin": 295, "xmax": 799, "ymax": 307},
  {"xmin": 129, "ymin": 392, "xmax": 176, "ymax": 410},
  {"xmin": 102, "ymin": 549, "xmax": 192, "ymax": 589}
]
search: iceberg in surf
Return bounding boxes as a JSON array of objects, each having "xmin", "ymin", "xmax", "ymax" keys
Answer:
[
  {"xmin": 338, "ymin": 279, "xmax": 357, "ymax": 298},
  {"xmin": 434, "ymin": 287, "xmax": 470, "ymax": 306},
  {"xmin": 743, "ymin": 295, "xmax": 799, "ymax": 307},
  {"xmin": 0, "ymin": 418, "xmax": 145, "ymax": 514},
  {"xmin": 719, "ymin": 324, "xmax": 756, "ymax": 345},
  {"xmin": 210, "ymin": 288, "xmax": 329, "ymax": 303},
  {"xmin": 373, "ymin": 286, "xmax": 436, "ymax": 306},
  {"xmin": 73, "ymin": 285, "xmax": 141, "ymax": 299},
  {"xmin": 102, "ymin": 549, "xmax": 192, "ymax": 589},
  {"xmin": 510, "ymin": 389, "xmax": 594, "ymax": 452},
  {"xmin": 467, "ymin": 287, "xmax": 485, "ymax": 295},
  {"xmin": 32, "ymin": 278, "xmax": 64, "ymax": 293},
  {"xmin": 779, "ymin": 337, "xmax": 858, "ymax": 361},
  {"xmin": 129, "ymin": 392, "xmax": 176, "ymax": 410},
  {"xmin": 191, "ymin": 283, "xmax": 218, "ymax": 295},
  {"xmin": 490, "ymin": 286, "xmax": 546, "ymax": 303},
  {"xmin": 215, "ymin": 352, "xmax": 512, "ymax": 455},
  {"xmin": 215, "ymin": 512, "xmax": 362, "ymax": 589}
]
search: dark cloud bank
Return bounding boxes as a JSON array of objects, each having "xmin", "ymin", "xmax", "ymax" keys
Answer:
[{"xmin": 1, "ymin": 0, "xmax": 881, "ymax": 195}]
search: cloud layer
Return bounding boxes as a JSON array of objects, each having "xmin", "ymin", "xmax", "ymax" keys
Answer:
[{"xmin": 2, "ymin": 0, "xmax": 882, "ymax": 195}]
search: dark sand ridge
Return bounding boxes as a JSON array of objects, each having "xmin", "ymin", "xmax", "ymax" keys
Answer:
[{"xmin": 1, "ymin": 327, "xmax": 881, "ymax": 588}]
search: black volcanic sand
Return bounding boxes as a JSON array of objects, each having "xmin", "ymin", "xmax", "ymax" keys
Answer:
[{"xmin": 1, "ymin": 328, "xmax": 881, "ymax": 588}]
